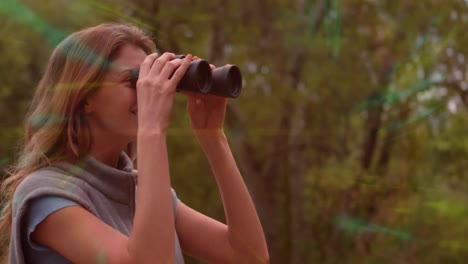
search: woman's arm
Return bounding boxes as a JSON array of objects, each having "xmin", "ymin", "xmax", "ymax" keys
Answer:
[
  {"xmin": 129, "ymin": 132, "xmax": 175, "ymax": 263},
  {"xmin": 181, "ymin": 58, "xmax": 268, "ymax": 263},
  {"xmin": 128, "ymin": 52, "xmax": 192, "ymax": 263},
  {"xmin": 196, "ymin": 131, "xmax": 270, "ymax": 263}
]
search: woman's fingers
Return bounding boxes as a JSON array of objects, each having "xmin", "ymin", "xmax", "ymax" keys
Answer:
[
  {"xmin": 170, "ymin": 55, "xmax": 192, "ymax": 85},
  {"xmin": 138, "ymin": 52, "xmax": 175, "ymax": 85},
  {"xmin": 148, "ymin": 52, "xmax": 176, "ymax": 76},
  {"xmin": 159, "ymin": 58, "xmax": 183, "ymax": 79},
  {"xmin": 139, "ymin": 53, "xmax": 159, "ymax": 77},
  {"xmin": 138, "ymin": 52, "xmax": 193, "ymax": 92}
]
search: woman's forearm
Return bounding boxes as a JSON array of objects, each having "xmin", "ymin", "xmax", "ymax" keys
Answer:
[
  {"xmin": 196, "ymin": 131, "xmax": 269, "ymax": 263},
  {"xmin": 128, "ymin": 132, "xmax": 175, "ymax": 263}
]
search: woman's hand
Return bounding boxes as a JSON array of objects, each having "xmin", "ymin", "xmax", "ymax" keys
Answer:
[
  {"xmin": 182, "ymin": 57, "xmax": 228, "ymax": 137},
  {"xmin": 136, "ymin": 52, "xmax": 192, "ymax": 135}
]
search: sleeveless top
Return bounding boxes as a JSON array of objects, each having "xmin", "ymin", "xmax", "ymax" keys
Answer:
[{"xmin": 10, "ymin": 152, "xmax": 185, "ymax": 264}]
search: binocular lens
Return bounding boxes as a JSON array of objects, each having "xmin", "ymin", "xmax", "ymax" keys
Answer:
[{"xmin": 211, "ymin": 65, "xmax": 242, "ymax": 98}]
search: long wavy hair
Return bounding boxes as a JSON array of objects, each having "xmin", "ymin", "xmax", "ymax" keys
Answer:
[{"xmin": 0, "ymin": 23, "xmax": 156, "ymax": 263}]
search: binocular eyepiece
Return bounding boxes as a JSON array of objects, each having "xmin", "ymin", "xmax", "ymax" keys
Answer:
[{"xmin": 130, "ymin": 55, "xmax": 242, "ymax": 98}]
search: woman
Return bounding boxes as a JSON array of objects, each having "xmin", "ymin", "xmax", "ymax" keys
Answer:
[{"xmin": 0, "ymin": 23, "xmax": 269, "ymax": 263}]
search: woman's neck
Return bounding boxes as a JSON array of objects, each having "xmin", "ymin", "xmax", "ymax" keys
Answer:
[{"xmin": 86, "ymin": 122, "xmax": 134, "ymax": 167}]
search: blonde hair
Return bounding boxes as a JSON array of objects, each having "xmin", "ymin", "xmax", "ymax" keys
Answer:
[{"xmin": 0, "ymin": 23, "xmax": 156, "ymax": 262}]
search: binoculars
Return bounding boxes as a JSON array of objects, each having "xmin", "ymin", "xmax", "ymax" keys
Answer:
[{"xmin": 130, "ymin": 55, "xmax": 242, "ymax": 98}]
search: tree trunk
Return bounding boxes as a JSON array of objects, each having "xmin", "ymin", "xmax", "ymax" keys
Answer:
[
  {"xmin": 377, "ymin": 105, "xmax": 410, "ymax": 174},
  {"xmin": 288, "ymin": 99, "xmax": 308, "ymax": 264},
  {"xmin": 360, "ymin": 92, "xmax": 383, "ymax": 170}
]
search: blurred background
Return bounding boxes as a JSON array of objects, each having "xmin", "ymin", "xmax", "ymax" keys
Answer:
[{"xmin": 1, "ymin": 0, "xmax": 467, "ymax": 263}]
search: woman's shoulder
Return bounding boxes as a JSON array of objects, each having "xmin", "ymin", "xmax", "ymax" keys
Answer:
[
  {"xmin": 15, "ymin": 166, "xmax": 84, "ymax": 195},
  {"xmin": 12, "ymin": 166, "xmax": 92, "ymax": 215}
]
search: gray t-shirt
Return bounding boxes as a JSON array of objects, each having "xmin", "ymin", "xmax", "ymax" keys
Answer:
[
  {"xmin": 10, "ymin": 152, "xmax": 185, "ymax": 264},
  {"xmin": 22, "ymin": 191, "xmax": 183, "ymax": 263}
]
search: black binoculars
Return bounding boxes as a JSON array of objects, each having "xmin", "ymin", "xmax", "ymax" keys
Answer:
[{"xmin": 130, "ymin": 55, "xmax": 242, "ymax": 98}]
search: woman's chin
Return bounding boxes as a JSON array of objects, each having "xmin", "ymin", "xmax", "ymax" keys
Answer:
[{"xmin": 127, "ymin": 129, "xmax": 138, "ymax": 142}]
